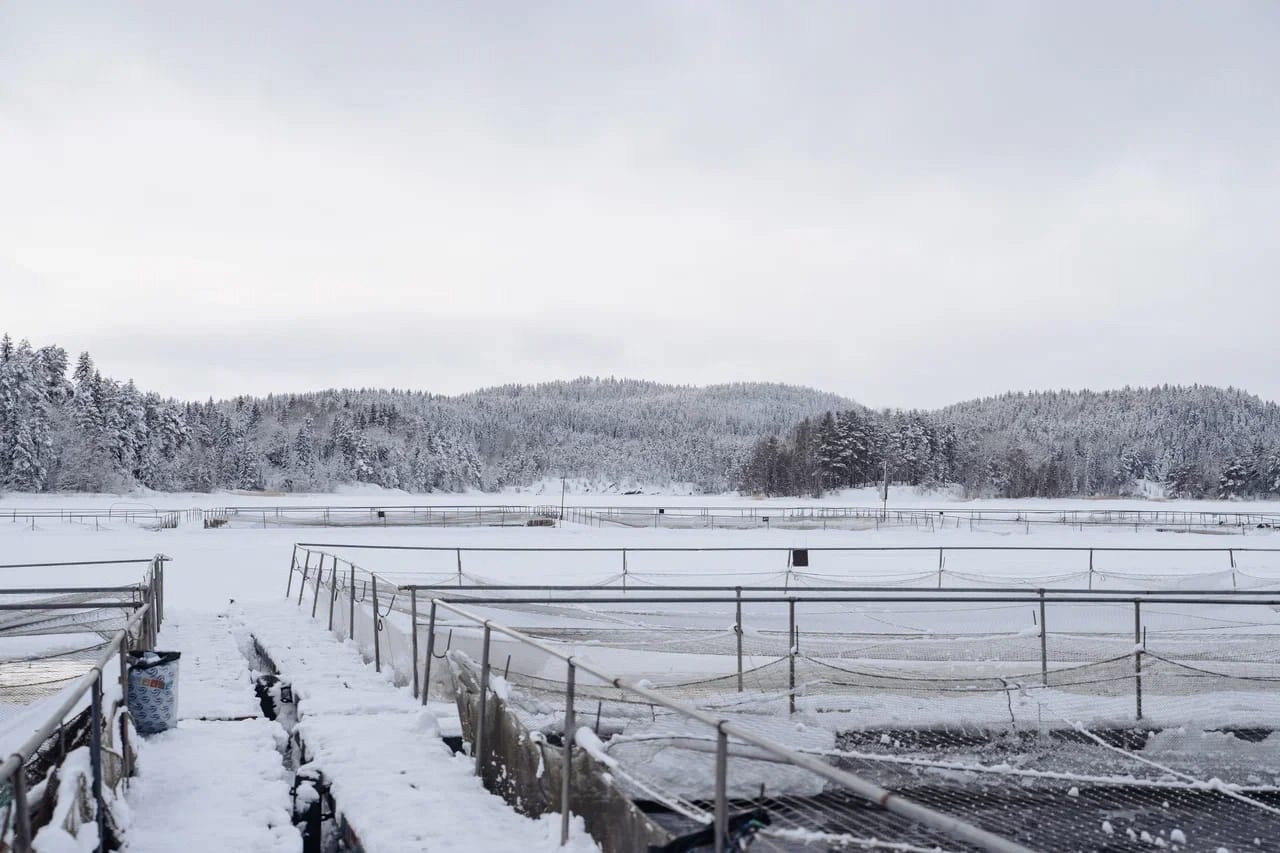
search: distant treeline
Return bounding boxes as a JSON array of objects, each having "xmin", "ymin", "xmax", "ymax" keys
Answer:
[
  {"xmin": 0, "ymin": 334, "xmax": 847, "ymax": 494},
  {"xmin": 4, "ymin": 333, "xmax": 1279, "ymax": 499},
  {"xmin": 738, "ymin": 387, "xmax": 1280, "ymax": 499}
]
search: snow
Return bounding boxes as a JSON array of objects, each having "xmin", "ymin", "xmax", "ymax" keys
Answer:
[
  {"xmin": 123, "ymin": 719, "xmax": 298, "ymax": 853},
  {"xmin": 3, "ymin": 491, "xmax": 1280, "ymax": 847},
  {"xmin": 242, "ymin": 600, "xmax": 598, "ymax": 852},
  {"xmin": 120, "ymin": 610, "xmax": 297, "ymax": 853}
]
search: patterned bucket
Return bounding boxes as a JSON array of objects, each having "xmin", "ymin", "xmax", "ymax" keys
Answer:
[{"xmin": 128, "ymin": 651, "xmax": 181, "ymax": 735}]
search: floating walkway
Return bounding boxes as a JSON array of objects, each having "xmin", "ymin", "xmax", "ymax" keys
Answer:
[
  {"xmin": 123, "ymin": 610, "xmax": 298, "ymax": 853},
  {"xmin": 237, "ymin": 601, "xmax": 597, "ymax": 853}
]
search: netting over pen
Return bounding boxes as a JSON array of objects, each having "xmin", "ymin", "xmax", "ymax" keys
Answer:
[{"xmin": 0, "ymin": 587, "xmax": 142, "ymax": 718}]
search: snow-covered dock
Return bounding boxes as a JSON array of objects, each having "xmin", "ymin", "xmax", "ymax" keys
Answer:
[
  {"xmin": 239, "ymin": 601, "xmax": 597, "ymax": 853},
  {"xmin": 123, "ymin": 611, "xmax": 298, "ymax": 853}
]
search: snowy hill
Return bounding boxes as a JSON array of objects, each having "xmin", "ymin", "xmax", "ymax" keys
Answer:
[
  {"xmin": 0, "ymin": 335, "xmax": 852, "ymax": 494},
  {"xmin": 742, "ymin": 386, "xmax": 1280, "ymax": 499}
]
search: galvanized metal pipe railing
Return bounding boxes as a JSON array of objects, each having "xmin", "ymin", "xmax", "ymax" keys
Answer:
[
  {"xmin": 292, "ymin": 541, "xmax": 1280, "ymax": 593},
  {"xmin": 428, "ymin": 598, "xmax": 1034, "ymax": 853},
  {"xmin": 0, "ymin": 601, "xmax": 155, "ymax": 853}
]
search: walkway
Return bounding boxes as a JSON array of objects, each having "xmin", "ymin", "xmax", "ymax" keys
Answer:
[
  {"xmin": 239, "ymin": 601, "xmax": 597, "ymax": 853},
  {"xmin": 123, "ymin": 610, "xmax": 299, "ymax": 853}
]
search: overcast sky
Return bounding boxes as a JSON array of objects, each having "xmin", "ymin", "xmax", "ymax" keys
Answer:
[{"xmin": 2, "ymin": 2, "xmax": 1277, "ymax": 409}]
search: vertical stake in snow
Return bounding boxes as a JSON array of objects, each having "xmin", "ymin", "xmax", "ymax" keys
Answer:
[
  {"xmin": 423, "ymin": 600, "xmax": 438, "ymax": 707},
  {"xmin": 788, "ymin": 598, "xmax": 797, "ymax": 715},
  {"xmin": 410, "ymin": 588, "xmax": 420, "ymax": 699},
  {"xmin": 714, "ymin": 726, "xmax": 729, "ymax": 853},
  {"xmin": 372, "ymin": 575, "xmax": 382, "ymax": 673},
  {"xmin": 1134, "ymin": 600, "xmax": 1143, "ymax": 721},
  {"xmin": 475, "ymin": 623, "xmax": 492, "ymax": 777},
  {"xmin": 735, "ymin": 587, "xmax": 744, "ymax": 693},
  {"xmin": 560, "ymin": 660, "xmax": 576, "ymax": 846},
  {"xmin": 457, "ymin": 549, "xmax": 463, "ymax": 587},
  {"xmin": 349, "ymin": 564, "xmax": 356, "ymax": 642},
  {"xmin": 311, "ymin": 553, "xmax": 325, "ymax": 619},
  {"xmin": 1038, "ymin": 590, "xmax": 1048, "ymax": 687}
]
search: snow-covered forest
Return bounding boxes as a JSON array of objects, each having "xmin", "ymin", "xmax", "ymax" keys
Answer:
[
  {"xmin": 0, "ymin": 335, "xmax": 849, "ymax": 494},
  {"xmin": 740, "ymin": 388, "xmax": 1280, "ymax": 499},
  {"xmin": 5, "ymin": 333, "xmax": 1280, "ymax": 499}
]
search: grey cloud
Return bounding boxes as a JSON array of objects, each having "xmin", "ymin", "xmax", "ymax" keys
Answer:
[{"xmin": 2, "ymin": 2, "xmax": 1278, "ymax": 410}]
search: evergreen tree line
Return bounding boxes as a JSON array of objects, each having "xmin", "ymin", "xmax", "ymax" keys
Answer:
[
  {"xmin": 0, "ymin": 335, "xmax": 848, "ymax": 494},
  {"xmin": 739, "ymin": 387, "xmax": 1280, "ymax": 500},
  {"xmin": 7, "ymin": 333, "xmax": 1280, "ymax": 499}
]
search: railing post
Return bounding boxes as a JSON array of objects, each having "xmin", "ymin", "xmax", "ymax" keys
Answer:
[
  {"xmin": 1134, "ymin": 600, "xmax": 1143, "ymax": 721},
  {"xmin": 349, "ymin": 564, "xmax": 356, "ymax": 642},
  {"xmin": 12, "ymin": 757, "xmax": 32, "ymax": 852},
  {"xmin": 1039, "ymin": 590, "xmax": 1048, "ymax": 686},
  {"xmin": 286, "ymin": 545, "xmax": 299, "ymax": 598},
  {"xmin": 410, "ymin": 588, "xmax": 420, "ymax": 699},
  {"xmin": 297, "ymin": 556, "xmax": 311, "ymax": 607},
  {"xmin": 156, "ymin": 558, "xmax": 164, "ymax": 627},
  {"xmin": 457, "ymin": 549, "xmax": 463, "ymax": 586},
  {"xmin": 735, "ymin": 587, "xmax": 743, "ymax": 693},
  {"xmin": 423, "ymin": 600, "xmax": 438, "ymax": 706},
  {"xmin": 475, "ymin": 623, "xmax": 492, "ymax": 777},
  {"xmin": 788, "ymin": 597, "xmax": 797, "ymax": 715},
  {"xmin": 372, "ymin": 575, "xmax": 382, "ymax": 673},
  {"xmin": 310, "ymin": 553, "xmax": 325, "ymax": 619},
  {"xmin": 714, "ymin": 726, "xmax": 728, "ymax": 853},
  {"xmin": 560, "ymin": 660, "xmax": 576, "ymax": 845},
  {"xmin": 90, "ymin": 673, "xmax": 106, "ymax": 850},
  {"xmin": 327, "ymin": 562, "xmax": 338, "ymax": 632}
]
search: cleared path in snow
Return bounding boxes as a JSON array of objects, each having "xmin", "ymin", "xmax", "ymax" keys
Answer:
[
  {"xmin": 123, "ymin": 610, "xmax": 300, "ymax": 853},
  {"xmin": 239, "ymin": 601, "xmax": 597, "ymax": 853}
]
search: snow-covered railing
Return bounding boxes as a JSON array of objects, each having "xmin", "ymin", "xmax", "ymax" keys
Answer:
[{"xmin": 0, "ymin": 557, "xmax": 165, "ymax": 853}]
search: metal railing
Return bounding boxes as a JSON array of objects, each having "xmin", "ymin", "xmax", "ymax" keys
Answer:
[
  {"xmin": 0, "ymin": 556, "xmax": 165, "ymax": 852},
  {"xmin": 6, "ymin": 500, "xmax": 1280, "ymax": 533},
  {"xmin": 435, "ymin": 599, "xmax": 1034, "ymax": 851},
  {"xmin": 564, "ymin": 504, "xmax": 1280, "ymax": 532},
  {"xmin": 289, "ymin": 541, "xmax": 1280, "ymax": 592},
  {"xmin": 288, "ymin": 550, "xmax": 1280, "ymax": 849}
]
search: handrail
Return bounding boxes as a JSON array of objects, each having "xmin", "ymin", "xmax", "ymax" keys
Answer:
[
  {"xmin": 0, "ymin": 585, "xmax": 148, "ymax": 595},
  {"xmin": 397, "ymin": 583, "xmax": 1280, "ymax": 595},
  {"xmin": 418, "ymin": 593, "xmax": 1280, "ymax": 606},
  {"xmin": 301, "ymin": 542, "xmax": 1280, "ymax": 553},
  {"xmin": 430, "ymin": 598, "xmax": 1033, "ymax": 853},
  {"xmin": 0, "ymin": 602, "xmax": 151, "ymax": 786},
  {"xmin": 0, "ymin": 558, "xmax": 170, "ymax": 570}
]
